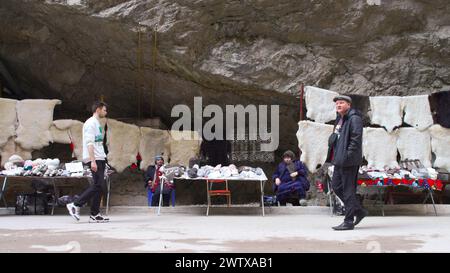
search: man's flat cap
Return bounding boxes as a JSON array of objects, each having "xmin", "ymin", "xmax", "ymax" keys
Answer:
[{"xmin": 333, "ymin": 95, "xmax": 352, "ymax": 103}]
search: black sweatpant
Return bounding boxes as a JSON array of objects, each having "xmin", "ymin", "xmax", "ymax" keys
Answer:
[
  {"xmin": 331, "ymin": 165, "xmax": 362, "ymax": 224},
  {"xmin": 75, "ymin": 160, "xmax": 105, "ymax": 215}
]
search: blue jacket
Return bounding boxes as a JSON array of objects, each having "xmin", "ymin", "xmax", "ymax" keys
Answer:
[{"xmin": 272, "ymin": 160, "xmax": 310, "ymax": 200}]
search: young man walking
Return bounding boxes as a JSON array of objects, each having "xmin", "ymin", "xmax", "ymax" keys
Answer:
[{"xmin": 67, "ymin": 101, "xmax": 110, "ymax": 223}]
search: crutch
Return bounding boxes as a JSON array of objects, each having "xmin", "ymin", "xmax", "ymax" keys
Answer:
[{"xmin": 157, "ymin": 176, "xmax": 165, "ymax": 216}]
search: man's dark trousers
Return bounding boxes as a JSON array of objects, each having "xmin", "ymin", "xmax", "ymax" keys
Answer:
[
  {"xmin": 331, "ymin": 165, "xmax": 362, "ymax": 224},
  {"xmin": 75, "ymin": 160, "xmax": 106, "ymax": 215}
]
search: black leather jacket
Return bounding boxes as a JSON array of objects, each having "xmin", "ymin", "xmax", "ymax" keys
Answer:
[{"xmin": 326, "ymin": 108, "xmax": 363, "ymax": 167}]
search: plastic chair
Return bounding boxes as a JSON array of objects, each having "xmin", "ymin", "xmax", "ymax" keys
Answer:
[{"xmin": 206, "ymin": 179, "xmax": 231, "ymax": 216}]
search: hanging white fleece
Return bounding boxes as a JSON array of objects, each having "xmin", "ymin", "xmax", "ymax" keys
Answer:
[
  {"xmin": 106, "ymin": 119, "xmax": 140, "ymax": 172},
  {"xmin": 1, "ymin": 137, "xmax": 32, "ymax": 167},
  {"xmin": 15, "ymin": 99, "xmax": 61, "ymax": 150},
  {"xmin": 369, "ymin": 96, "xmax": 403, "ymax": 132},
  {"xmin": 0, "ymin": 98, "xmax": 17, "ymax": 149},
  {"xmin": 168, "ymin": 130, "xmax": 202, "ymax": 167},
  {"xmin": 82, "ymin": 116, "xmax": 106, "ymax": 163},
  {"xmin": 401, "ymin": 95, "xmax": 434, "ymax": 131},
  {"xmin": 305, "ymin": 86, "xmax": 338, "ymax": 123},
  {"xmin": 397, "ymin": 127, "xmax": 432, "ymax": 168},
  {"xmin": 70, "ymin": 121, "xmax": 84, "ymax": 160},
  {"xmin": 363, "ymin": 127, "xmax": 399, "ymax": 169},
  {"xmin": 428, "ymin": 124, "xmax": 450, "ymax": 172},
  {"xmin": 50, "ymin": 119, "xmax": 78, "ymax": 145},
  {"xmin": 296, "ymin": 120, "xmax": 334, "ymax": 173},
  {"xmin": 139, "ymin": 127, "xmax": 170, "ymax": 171}
]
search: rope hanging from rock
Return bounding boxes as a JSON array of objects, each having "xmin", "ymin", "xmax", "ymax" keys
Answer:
[
  {"xmin": 137, "ymin": 27, "xmax": 143, "ymax": 120},
  {"xmin": 150, "ymin": 26, "xmax": 157, "ymax": 118},
  {"xmin": 134, "ymin": 25, "xmax": 157, "ymax": 119}
]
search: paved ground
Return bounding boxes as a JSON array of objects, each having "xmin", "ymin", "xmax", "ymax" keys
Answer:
[{"xmin": 1, "ymin": 207, "xmax": 450, "ymax": 253}]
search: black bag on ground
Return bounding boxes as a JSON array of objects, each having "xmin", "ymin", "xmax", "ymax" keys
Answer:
[{"xmin": 15, "ymin": 193, "xmax": 49, "ymax": 215}]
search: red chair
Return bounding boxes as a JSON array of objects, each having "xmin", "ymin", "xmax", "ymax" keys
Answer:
[{"xmin": 206, "ymin": 179, "xmax": 231, "ymax": 216}]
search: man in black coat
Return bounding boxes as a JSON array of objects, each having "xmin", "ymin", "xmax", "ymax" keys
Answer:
[{"xmin": 326, "ymin": 95, "xmax": 368, "ymax": 230}]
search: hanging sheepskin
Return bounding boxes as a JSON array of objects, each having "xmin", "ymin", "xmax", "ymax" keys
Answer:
[
  {"xmin": 363, "ymin": 127, "xmax": 399, "ymax": 169},
  {"xmin": 397, "ymin": 127, "xmax": 432, "ymax": 168},
  {"xmin": 304, "ymin": 86, "xmax": 339, "ymax": 124},
  {"xmin": 15, "ymin": 99, "xmax": 61, "ymax": 150},
  {"xmin": 296, "ymin": 120, "xmax": 334, "ymax": 173},
  {"xmin": 50, "ymin": 119, "xmax": 74, "ymax": 144},
  {"xmin": 402, "ymin": 95, "xmax": 433, "ymax": 131},
  {"xmin": 429, "ymin": 124, "xmax": 450, "ymax": 172},
  {"xmin": 138, "ymin": 127, "xmax": 170, "ymax": 171},
  {"xmin": 0, "ymin": 137, "xmax": 32, "ymax": 167},
  {"xmin": 168, "ymin": 130, "xmax": 202, "ymax": 167},
  {"xmin": 106, "ymin": 119, "xmax": 141, "ymax": 172},
  {"xmin": 50, "ymin": 125, "xmax": 71, "ymax": 144},
  {"xmin": 69, "ymin": 120, "xmax": 84, "ymax": 160},
  {"xmin": 369, "ymin": 96, "xmax": 403, "ymax": 132},
  {"xmin": 0, "ymin": 98, "xmax": 18, "ymax": 149},
  {"xmin": 49, "ymin": 119, "xmax": 84, "ymax": 159}
]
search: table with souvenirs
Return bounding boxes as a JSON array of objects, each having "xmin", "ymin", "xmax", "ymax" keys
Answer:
[
  {"xmin": 0, "ymin": 157, "xmax": 113, "ymax": 215},
  {"xmin": 154, "ymin": 164, "xmax": 269, "ymax": 216},
  {"xmin": 327, "ymin": 159, "xmax": 449, "ymax": 216}
]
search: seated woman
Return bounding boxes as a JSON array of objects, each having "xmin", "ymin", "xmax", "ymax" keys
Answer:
[
  {"xmin": 272, "ymin": 150, "xmax": 310, "ymax": 206},
  {"xmin": 144, "ymin": 155, "xmax": 174, "ymax": 207}
]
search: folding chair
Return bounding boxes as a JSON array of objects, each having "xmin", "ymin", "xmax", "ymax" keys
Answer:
[{"xmin": 206, "ymin": 179, "xmax": 231, "ymax": 216}]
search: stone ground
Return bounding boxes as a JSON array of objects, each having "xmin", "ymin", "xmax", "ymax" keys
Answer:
[{"xmin": 1, "ymin": 206, "xmax": 450, "ymax": 253}]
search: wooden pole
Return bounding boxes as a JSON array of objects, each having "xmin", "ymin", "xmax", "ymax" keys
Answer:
[
  {"xmin": 299, "ymin": 83, "xmax": 304, "ymax": 121},
  {"xmin": 299, "ymin": 83, "xmax": 304, "ymax": 159}
]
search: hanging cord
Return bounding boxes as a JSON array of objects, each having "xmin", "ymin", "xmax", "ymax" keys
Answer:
[
  {"xmin": 150, "ymin": 26, "xmax": 157, "ymax": 118},
  {"xmin": 137, "ymin": 27, "xmax": 144, "ymax": 120}
]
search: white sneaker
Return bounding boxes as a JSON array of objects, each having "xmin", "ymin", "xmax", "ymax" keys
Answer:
[
  {"xmin": 299, "ymin": 199, "xmax": 308, "ymax": 206},
  {"xmin": 89, "ymin": 213, "xmax": 110, "ymax": 223},
  {"xmin": 66, "ymin": 203, "xmax": 80, "ymax": 221}
]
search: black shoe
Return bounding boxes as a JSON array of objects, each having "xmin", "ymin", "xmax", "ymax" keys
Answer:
[
  {"xmin": 332, "ymin": 222, "xmax": 354, "ymax": 231},
  {"xmin": 354, "ymin": 208, "xmax": 369, "ymax": 226},
  {"xmin": 89, "ymin": 213, "xmax": 110, "ymax": 223}
]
